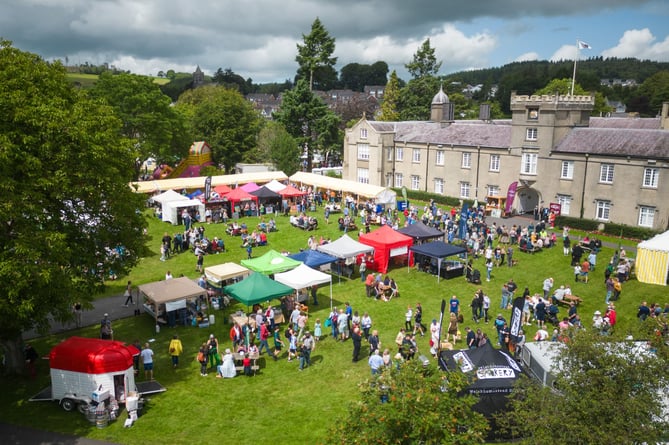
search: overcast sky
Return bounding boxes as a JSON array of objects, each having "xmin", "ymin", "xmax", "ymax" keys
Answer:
[{"xmin": 3, "ymin": 0, "xmax": 668, "ymax": 83}]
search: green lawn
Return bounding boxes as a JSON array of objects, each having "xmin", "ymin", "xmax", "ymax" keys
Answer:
[{"xmin": 1, "ymin": 206, "xmax": 664, "ymax": 444}]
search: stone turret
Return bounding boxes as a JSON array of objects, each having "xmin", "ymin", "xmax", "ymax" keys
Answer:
[{"xmin": 430, "ymin": 85, "xmax": 454, "ymax": 123}]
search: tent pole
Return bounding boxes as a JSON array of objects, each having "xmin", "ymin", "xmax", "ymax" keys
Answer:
[{"xmin": 329, "ymin": 281, "xmax": 333, "ymax": 311}]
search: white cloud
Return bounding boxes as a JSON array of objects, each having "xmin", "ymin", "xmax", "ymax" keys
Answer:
[
  {"xmin": 602, "ymin": 28, "xmax": 669, "ymax": 61},
  {"xmin": 550, "ymin": 44, "xmax": 581, "ymax": 62},
  {"xmin": 514, "ymin": 52, "xmax": 539, "ymax": 62}
]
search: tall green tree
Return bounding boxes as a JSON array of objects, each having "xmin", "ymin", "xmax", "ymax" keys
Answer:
[
  {"xmin": 212, "ymin": 67, "xmax": 253, "ymax": 95},
  {"xmin": 378, "ymin": 70, "xmax": 401, "ymax": 121},
  {"xmin": 89, "ymin": 71, "xmax": 189, "ymax": 174},
  {"xmin": 296, "ymin": 17, "xmax": 338, "ymax": 91},
  {"xmin": 0, "ymin": 41, "xmax": 147, "ymax": 374},
  {"xmin": 176, "ymin": 85, "xmax": 262, "ymax": 173},
  {"xmin": 629, "ymin": 70, "xmax": 669, "ymax": 117},
  {"xmin": 253, "ymin": 121, "xmax": 301, "ymax": 176},
  {"xmin": 405, "ymin": 38, "xmax": 442, "ymax": 80},
  {"xmin": 327, "ymin": 360, "xmax": 488, "ymax": 444},
  {"xmin": 398, "ymin": 76, "xmax": 441, "ymax": 121},
  {"xmin": 340, "ymin": 61, "xmax": 389, "ymax": 91},
  {"xmin": 497, "ymin": 329, "xmax": 669, "ymax": 444},
  {"xmin": 274, "ymin": 79, "xmax": 341, "ymax": 171}
]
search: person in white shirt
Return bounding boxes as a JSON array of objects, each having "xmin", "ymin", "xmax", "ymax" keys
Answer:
[{"xmin": 140, "ymin": 343, "xmax": 154, "ymax": 380}]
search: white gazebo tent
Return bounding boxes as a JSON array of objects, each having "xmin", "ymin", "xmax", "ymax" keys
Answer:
[
  {"xmin": 162, "ymin": 199, "xmax": 205, "ymax": 225},
  {"xmin": 317, "ymin": 234, "xmax": 374, "ymax": 282},
  {"xmin": 636, "ymin": 230, "xmax": 669, "ymax": 286},
  {"xmin": 149, "ymin": 189, "xmax": 188, "ymax": 205},
  {"xmin": 274, "ymin": 264, "xmax": 334, "ymax": 310},
  {"xmin": 264, "ymin": 179, "xmax": 287, "ymax": 192}
]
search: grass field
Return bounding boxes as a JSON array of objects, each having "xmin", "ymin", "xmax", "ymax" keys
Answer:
[
  {"xmin": 1, "ymin": 204, "xmax": 664, "ymax": 444},
  {"xmin": 66, "ymin": 73, "xmax": 170, "ymax": 88}
]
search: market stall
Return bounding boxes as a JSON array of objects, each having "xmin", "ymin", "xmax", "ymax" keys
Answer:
[
  {"xmin": 359, "ymin": 225, "xmax": 413, "ymax": 274},
  {"xmin": 409, "ymin": 241, "xmax": 467, "ymax": 282},
  {"xmin": 274, "ymin": 263, "xmax": 333, "ymax": 310}
]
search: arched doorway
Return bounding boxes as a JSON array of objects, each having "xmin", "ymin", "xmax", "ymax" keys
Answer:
[{"xmin": 514, "ymin": 187, "xmax": 541, "ymax": 215}]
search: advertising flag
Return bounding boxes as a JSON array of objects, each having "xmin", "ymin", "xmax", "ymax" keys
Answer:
[
  {"xmin": 504, "ymin": 181, "xmax": 518, "ymax": 214},
  {"xmin": 204, "ymin": 176, "xmax": 212, "ymax": 201}
]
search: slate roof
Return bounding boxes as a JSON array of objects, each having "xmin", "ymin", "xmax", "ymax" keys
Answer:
[
  {"xmin": 589, "ymin": 117, "xmax": 660, "ymax": 130},
  {"xmin": 554, "ymin": 127, "xmax": 669, "ymax": 159},
  {"xmin": 368, "ymin": 120, "xmax": 512, "ymax": 148}
]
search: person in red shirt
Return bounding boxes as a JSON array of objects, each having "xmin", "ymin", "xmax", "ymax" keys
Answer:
[{"xmin": 605, "ymin": 305, "xmax": 617, "ymax": 327}]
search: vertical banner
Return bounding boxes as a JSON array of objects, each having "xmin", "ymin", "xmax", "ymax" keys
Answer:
[
  {"xmin": 504, "ymin": 181, "xmax": 518, "ymax": 214},
  {"xmin": 509, "ymin": 296, "xmax": 525, "ymax": 343},
  {"xmin": 204, "ymin": 176, "xmax": 212, "ymax": 202},
  {"xmin": 549, "ymin": 202, "xmax": 562, "ymax": 216}
]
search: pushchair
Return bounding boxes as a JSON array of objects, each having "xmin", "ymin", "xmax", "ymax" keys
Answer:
[{"xmin": 467, "ymin": 268, "xmax": 482, "ymax": 284}]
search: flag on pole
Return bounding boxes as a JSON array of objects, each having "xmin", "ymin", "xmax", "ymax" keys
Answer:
[{"xmin": 578, "ymin": 40, "xmax": 591, "ymax": 50}]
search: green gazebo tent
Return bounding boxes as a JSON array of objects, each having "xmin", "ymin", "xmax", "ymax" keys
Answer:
[
  {"xmin": 241, "ymin": 249, "xmax": 302, "ymax": 274},
  {"xmin": 223, "ymin": 272, "xmax": 294, "ymax": 306}
]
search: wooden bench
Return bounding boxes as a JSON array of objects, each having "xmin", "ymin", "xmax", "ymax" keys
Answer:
[
  {"xmin": 234, "ymin": 365, "xmax": 260, "ymax": 373},
  {"xmin": 556, "ymin": 294, "xmax": 583, "ymax": 307}
]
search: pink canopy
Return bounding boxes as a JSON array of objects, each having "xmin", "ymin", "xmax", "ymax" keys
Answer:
[{"xmin": 240, "ymin": 182, "xmax": 260, "ymax": 193}]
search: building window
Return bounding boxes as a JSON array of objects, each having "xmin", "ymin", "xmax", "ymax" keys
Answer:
[
  {"xmin": 595, "ymin": 200, "xmax": 611, "ymax": 221},
  {"xmin": 434, "ymin": 178, "xmax": 444, "ymax": 194},
  {"xmin": 411, "ymin": 175, "xmax": 420, "ymax": 190},
  {"xmin": 435, "ymin": 150, "xmax": 444, "ymax": 166},
  {"xmin": 526, "ymin": 128, "xmax": 538, "ymax": 141},
  {"xmin": 394, "ymin": 173, "xmax": 403, "ymax": 188},
  {"xmin": 560, "ymin": 161, "xmax": 574, "ymax": 180},
  {"xmin": 487, "ymin": 185, "xmax": 500, "ymax": 197},
  {"xmin": 643, "ymin": 168, "xmax": 659, "ymax": 188},
  {"xmin": 489, "ymin": 154, "xmax": 500, "ymax": 172},
  {"xmin": 412, "ymin": 149, "xmax": 421, "ymax": 163},
  {"xmin": 557, "ymin": 195, "xmax": 571, "ymax": 215},
  {"xmin": 357, "ymin": 168, "xmax": 369, "ymax": 184},
  {"xmin": 638, "ymin": 206, "xmax": 655, "ymax": 228},
  {"xmin": 462, "ymin": 152, "xmax": 472, "ymax": 168},
  {"xmin": 528, "ymin": 108, "xmax": 539, "ymax": 120},
  {"xmin": 357, "ymin": 143, "xmax": 369, "ymax": 161},
  {"xmin": 521, "ymin": 153, "xmax": 538, "ymax": 175},
  {"xmin": 360, "ymin": 128, "xmax": 368, "ymax": 139},
  {"xmin": 599, "ymin": 164, "xmax": 614, "ymax": 184},
  {"xmin": 396, "ymin": 147, "xmax": 404, "ymax": 161},
  {"xmin": 460, "ymin": 182, "xmax": 470, "ymax": 198}
]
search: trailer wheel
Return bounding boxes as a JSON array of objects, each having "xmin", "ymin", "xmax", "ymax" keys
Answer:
[
  {"xmin": 61, "ymin": 398, "xmax": 76, "ymax": 412},
  {"xmin": 77, "ymin": 402, "xmax": 88, "ymax": 414}
]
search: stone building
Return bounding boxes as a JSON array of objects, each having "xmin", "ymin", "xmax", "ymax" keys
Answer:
[{"xmin": 343, "ymin": 89, "xmax": 669, "ymax": 230}]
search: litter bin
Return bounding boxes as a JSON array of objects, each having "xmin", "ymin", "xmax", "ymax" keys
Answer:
[{"xmin": 209, "ymin": 314, "xmax": 215, "ymax": 325}]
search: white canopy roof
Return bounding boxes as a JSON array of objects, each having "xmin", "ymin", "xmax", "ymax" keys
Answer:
[
  {"xmin": 150, "ymin": 189, "xmax": 188, "ymax": 204},
  {"xmin": 204, "ymin": 263, "xmax": 251, "ymax": 285},
  {"xmin": 274, "ymin": 263, "xmax": 332, "ymax": 289},
  {"xmin": 131, "ymin": 171, "xmax": 288, "ymax": 194},
  {"xmin": 290, "ymin": 171, "xmax": 396, "ymax": 201},
  {"xmin": 317, "ymin": 234, "xmax": 374, "ymax": 259},
  {"xmin": 637, "ymin": 230, "xmax": 669, "ymax": 251},
  {"xmin": 264, "ymin": 179, "xmax": 287, "ymax": 192}
]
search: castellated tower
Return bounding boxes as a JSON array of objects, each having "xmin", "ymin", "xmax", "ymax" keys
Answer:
[{"xmin": 509, "ymin": 92, "xmax": 595, "ymax": 157}]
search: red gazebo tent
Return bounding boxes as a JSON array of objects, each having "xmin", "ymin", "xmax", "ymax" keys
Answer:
[
  {"xmin": 358, "ymin": 225, "xmax": 413, "ymax": 274},
  {"xmin": 225, "ymin": 187, "xmax": 258, "ymax": 211},
  {"xmin": 277, "ymin": 185, "xmax": 307, "ymax": 199}
]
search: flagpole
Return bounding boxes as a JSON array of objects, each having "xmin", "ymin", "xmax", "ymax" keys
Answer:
[{"xmin": 571, "ymin": 39, "xmax": 579, "ymax": 96}]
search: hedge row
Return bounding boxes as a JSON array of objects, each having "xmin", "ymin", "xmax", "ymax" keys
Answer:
[{"xmin": 554, "ymin": 215, "xmax": 658, "ymax": 241}]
